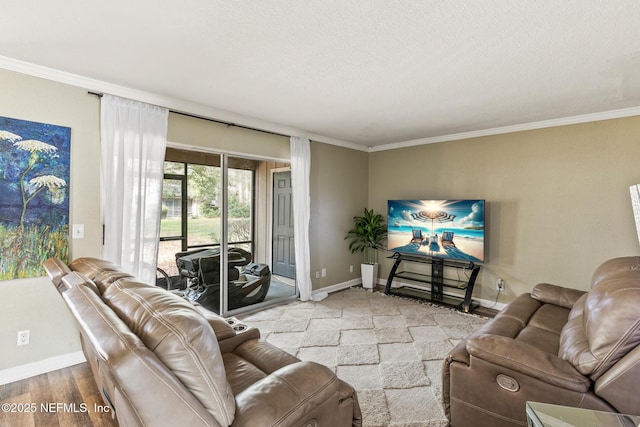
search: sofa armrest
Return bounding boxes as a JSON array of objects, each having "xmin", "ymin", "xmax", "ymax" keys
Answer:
[
  {"xmin": 466, "ymin": 333, "xmax": 590, "ymax": 392},
  {"xmin": 192, "ymin": 306, "xmax": 260, "ymax": 345},
  {"xmin": 531, "ymin": 283, "xmax": 585, "ymax": 309},
  {"xmin": 193, "ymin": 306, "xmax": 237, "ymax": 340},
  {"xmin": 442, "ymin": 340, "xmax": 470, "ymax": 420},
  {"xmin": 233, "ymin": 361, "xmax": 340, "ymax": 426},
  {"xmin": 446, "ymin": 340, "xmax": 470, "ymax": 366}
]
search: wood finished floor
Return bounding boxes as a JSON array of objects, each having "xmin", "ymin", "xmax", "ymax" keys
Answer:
[{"xmin": 0, "ymin": 363, "xmax": 118, "ymax": 427}]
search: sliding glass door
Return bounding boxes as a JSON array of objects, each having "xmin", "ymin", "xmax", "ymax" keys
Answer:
[{"xmin": 157, "ymin": 150, "xmax": 297, "ymax": 316}]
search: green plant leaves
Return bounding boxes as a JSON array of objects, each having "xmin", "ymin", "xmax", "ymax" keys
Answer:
[{"xmin": 345, "ymin": 208, "xmax": 387, "ymax": 264}]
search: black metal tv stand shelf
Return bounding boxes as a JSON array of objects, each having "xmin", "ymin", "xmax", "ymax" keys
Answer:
[{"xmin": 384, "ymin": 252, "xmax": 481, "ymax": 313}]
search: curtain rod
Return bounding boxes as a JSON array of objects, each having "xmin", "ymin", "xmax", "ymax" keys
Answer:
[{"xmin": 87, "ymin": 91, "xmax": 290, "ymax": 139}]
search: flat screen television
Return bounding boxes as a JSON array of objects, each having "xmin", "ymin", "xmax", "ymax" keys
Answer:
[{"xmin": 387, "ymin": 199, "xmax": 485, "ymax": 263}]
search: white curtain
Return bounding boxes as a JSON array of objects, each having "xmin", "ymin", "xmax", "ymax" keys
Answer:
[
  {"xmin": 631, "ymin": 184, "xmax": 640, "ymax": 247},
  {"xmin": 290, "ymin": 136, "xmax": 312, "ymax": 301},
  {"xmin": 100, "ymin": 94, "xmax": 168, "ymax": 284}
]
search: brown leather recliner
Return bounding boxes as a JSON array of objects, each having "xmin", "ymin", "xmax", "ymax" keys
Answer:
[
  {"xmin": 44, "ymin": 257, "xmax": 362, "ymax": 427},
  {"xmin": 443, "ymin": 256, "xmax": 640, "ymax": 427}
]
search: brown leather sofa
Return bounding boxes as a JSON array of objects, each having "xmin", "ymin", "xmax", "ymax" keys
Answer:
[
  {"xmin": 443, "ymin": 256, "xmax": 640, "ymax": 427},
  {"xmin": 44, "ymin": 257, "xmax": 362, "ymax": 427}
]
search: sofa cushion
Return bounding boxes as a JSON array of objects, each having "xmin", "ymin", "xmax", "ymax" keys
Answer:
[
  {"xmin": 92, "ymin": 270, "xmax": 135, "ymax": 294},
  {"xmin": 63, "ymin": 277, "xmax": 218, "ymax": 427},
  {"xmin": 43, "ymin": 258, "xmax": 72, "ymax": 290},
  {"xmin": 591, "ymin": 256, "xmax": 640, "ymax": 288},
  {"xmin": 560, "ymin": 271, "xmax": 640, "ymax": 379},
  {"xmin": 70, "ymin": 257, "xmax": 127, "ymax": 278},
  {"xmin": 59, "ymin": 271, "xmax": 100, "ymax": 295},
  {"xmin": 223, "ymin": 339, "xmax": 301, "ymax": 395},
  {"xmin": 470, "ymin": 293, "xmax": 541, "ymax": 340},
  {"xmin": 70, "ymin": 257, "xmax": 134, "ymax": 293},
  {"xmin": 102, "ymin": 278, "xmax": 236, "ymax": 426},
  {"xmin": 232, "ymin": 361, "xmax": 342, "ymax": 427},
  {"xmin": 558, "ymin": 295, "xmax": 591, "ymax": 373},
  {"xmin": 471, "ymin": 292, "xmax": 570, "ymax": 356}
]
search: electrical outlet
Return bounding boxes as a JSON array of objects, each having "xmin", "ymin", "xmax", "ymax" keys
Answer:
[
  {"xmin": 349, "ymin": 265, "xmax": 354, "ymax": 273},
  {"xmin": 315, "ymin": 271, "xmax": 320, "ymax": 279},
  {"xmin": 496, "ymin": 278, "xmax": 505, "ymax": 291},
  {"xmin": 17, "ymin": 330, "xmax": 30, "ymax": 346}
]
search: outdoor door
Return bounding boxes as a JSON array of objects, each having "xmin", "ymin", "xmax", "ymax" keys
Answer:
[{"xmin": 272, "ymin": 171, "xmax": 295, "ymax": 278}]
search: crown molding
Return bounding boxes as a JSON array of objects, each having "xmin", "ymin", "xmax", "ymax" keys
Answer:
[
  {"xmin": 0, "ymin": 55, "xmax": 369, "ymax": 152},
  {"xmin": 2, "ymin": 55, "xmax": 638, "ymax": 154},
  {"xmin": 369, "ymin": 106, "xmax": 640, "ymax": 152}
]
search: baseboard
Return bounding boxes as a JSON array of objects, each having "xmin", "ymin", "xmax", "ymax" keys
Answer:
[
  {"xmin": 317, "ymin": 278, "xmax": 507, "ymax": 311},
  {"xmin": 0, "ymin": 351, "xmax": 86, "ymax": 386},
  {"xmin": 474, "ymin": 296, "xmax": 507, "ymax": 311},
  {"xmin": 313, "ymin": 278, "xmax": 361, "ymax": 296}
]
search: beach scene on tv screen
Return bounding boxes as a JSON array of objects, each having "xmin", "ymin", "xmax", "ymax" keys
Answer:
[{"xmin": 387, "ymin": 199, "xmax": 485, "ymax": 262}]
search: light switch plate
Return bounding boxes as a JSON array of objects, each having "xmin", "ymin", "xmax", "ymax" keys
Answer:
[{"xmin": 72, "ymin": 224, "xmax": 84, "ymax": 239}]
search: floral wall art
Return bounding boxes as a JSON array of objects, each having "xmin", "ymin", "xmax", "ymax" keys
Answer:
[{"xmin": 0, "ymin": 116, "xmax": 71, "ymax": 280}]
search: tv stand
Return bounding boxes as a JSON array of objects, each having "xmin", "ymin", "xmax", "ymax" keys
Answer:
[{"xmin": 384, "ymin": 252, "xmax": 480, "ymax": 313}]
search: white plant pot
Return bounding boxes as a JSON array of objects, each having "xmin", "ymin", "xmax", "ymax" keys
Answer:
[{"xmin": 361, "ymin": 263, "xmax": 379, "ymax": 289}]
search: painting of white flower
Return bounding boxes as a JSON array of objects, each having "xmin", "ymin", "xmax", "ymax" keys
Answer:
[{"xmin": 0, "ymin": 116, "xmax": 71, "ymax": 280}]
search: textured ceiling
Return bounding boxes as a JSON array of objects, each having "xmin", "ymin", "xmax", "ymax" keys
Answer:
[{"xmin": 1, "ymin": 1, "xmax": 640, "ymax": 149}]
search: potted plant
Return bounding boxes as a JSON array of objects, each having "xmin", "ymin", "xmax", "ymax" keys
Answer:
[{"xmin": 345, "ymin": 208, "xmax": 387, "ymax": 289}]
